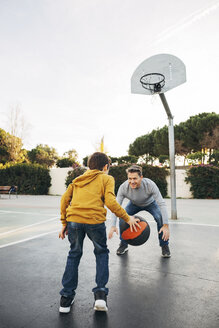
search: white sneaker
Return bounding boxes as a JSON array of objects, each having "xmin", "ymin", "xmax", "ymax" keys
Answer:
[
  {"xmin": 94, "ymin": 299, "xmax": 108, "ymax": 311},
  {"xmin": 93, "ymin": 291, "xmax": 108, "ymax": 311},
  {"xmin": 59, "ymin": 295, "xmax": 75, "ymax": 313}
]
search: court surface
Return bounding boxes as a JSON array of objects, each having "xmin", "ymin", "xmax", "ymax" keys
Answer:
[{"xmin": 0, "ymin": 195, "xmax": 219, "ymax": 328}]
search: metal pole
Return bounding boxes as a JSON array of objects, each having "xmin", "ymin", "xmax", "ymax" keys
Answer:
[{"xmin": 159, "ymin": 93, "xmax": 177, "ymax": 220}]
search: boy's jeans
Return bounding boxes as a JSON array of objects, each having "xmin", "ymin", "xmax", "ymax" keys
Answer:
[
  {"xmin": 60, "ymin": 222, "xmax": 109, "ymax": 298},
  {"xmin": 119, "ymin": 200, "xmax": 169, "ymax": 247}
]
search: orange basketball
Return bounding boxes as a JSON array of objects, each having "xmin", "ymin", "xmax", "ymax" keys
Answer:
[{"xmin": 120, "ymin": 215, "xmax": 150, "ymax": 246}]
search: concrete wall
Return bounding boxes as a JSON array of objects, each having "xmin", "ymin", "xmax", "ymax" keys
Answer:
[
  {"xmin": 166, "ymin": 169, "xmax": 192, "ymax": 198},
  {"xmin": 49, "ymin": 167, "xmax": 73, "ymax": 195},
  {"xmin": 49, "ymin": 167, "xmax": 192, "ymax": 198}
]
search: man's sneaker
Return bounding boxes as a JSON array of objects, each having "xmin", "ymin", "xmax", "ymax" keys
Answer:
[
  {"xmin": 162, "ymin": 244, "xmax": 171, "ymax": 258},
  {"xmin": 116, "ymin": 243, "xmax": 128, "ymax": 255},
  {"xmin": 59, "ymin": 295, "xmax": 75, "ymax": 313},
  {"xmin": 94, "ymin": 291, "xmax": 108, "ymax": 312}
]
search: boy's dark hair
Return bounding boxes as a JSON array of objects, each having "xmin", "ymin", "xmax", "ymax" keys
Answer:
[
  {"xmin": 88, "ymin": 152, "xmax": 110, "ymax": 171},
  {"xmin": 126, "ymin": 164, "xmax": 142, "ymax": 177}
]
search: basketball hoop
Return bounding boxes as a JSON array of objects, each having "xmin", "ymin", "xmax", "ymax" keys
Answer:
[
  {"xmin": 140, "ymin": 73, "xmax": 165, "ymax": 94},
  {"xmin": 131, "ymin": 54, "xmax": 187, "ymax": 221}
]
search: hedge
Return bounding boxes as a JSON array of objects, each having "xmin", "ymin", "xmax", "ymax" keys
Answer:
[
  {"xmin": 185, "ymin": 165, "xmax": 219, "ymax": 198},
  {"xmin": 0, "ymin": 163, "xmax": 51, "ymax": 195},
  {"xmin": 65, "ymin": 167, "xmax": 87, "ymax": 188},
  {"xmin": 65, "ymin": 164, "xmax": 168, "ymax": 197},
  {"xmin": 109, "ymin": 164, "xmax": 169, "ymax": 197}
]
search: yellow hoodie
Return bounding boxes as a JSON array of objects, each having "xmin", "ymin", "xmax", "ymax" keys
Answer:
[{"xmin": 60, "ymin": 169, "xmax": 130, "ymax": 225}]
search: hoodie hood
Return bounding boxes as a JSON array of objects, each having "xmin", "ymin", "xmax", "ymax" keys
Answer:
[{"xmin": 73, "ymin": 169, "xmax": 104, "ymax": 187}]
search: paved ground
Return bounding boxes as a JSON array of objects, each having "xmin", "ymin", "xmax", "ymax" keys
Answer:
[{"xmin": 0, "ymin": 195, "xmax": 219, "ymax": 328}]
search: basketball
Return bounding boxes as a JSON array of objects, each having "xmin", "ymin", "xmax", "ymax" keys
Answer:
[{"xmin": 120, "ymin": 215, "xmax": 150, "ymax": 246}]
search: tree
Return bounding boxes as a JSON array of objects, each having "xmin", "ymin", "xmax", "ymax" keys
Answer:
[
  {"xmin": 109, "ymin": 155, "xmax": 138, "ymax": 165},
  {"xmin": 175, "ymin": 112, "xmax": 219, "ymax": 153},
  {"xmin": 153, "ymin": 126, "xmax": 169, "ymax": 157},
  {"xmin": 6, "ymin": 134, "xmax": 27, "ymax": 163},
  {"xmin": 0, "ymin": 128, "xmax": 10, "ymax": 164},
  {"xmin": 0, "ymin": 128, "xmax": 27, "ymax": 165},
  {"xmin": 56, "ymin": 158, "xmax": 79, "ymax": 168},
  {"xmin": 56, "ymin": 149, "xmax": 80, "ymax": 168},
  {"xmin": 28, "ymin": 144, "xmax": 58, "ymax": 168},
  {"xmin": 129, "ymin": 132, "xmax": 156, "ymax": 157},
  {"xmin": 128, "ymin": 112, "xmax": 219, "ymax": 162},
  {"xmin": 0, "ymin": 105, "xmax": 31, "ymax": 165},
  {"xmin": 63, "ymin": 149, "xmax": 78, "ymax": 161},
  {"xmin": 6, "ymin": 104, "xmax": 31, "ymax": 143},
  {"xmin": 201, "ymin": 126, "xmax": 219, "ymax": 150}
]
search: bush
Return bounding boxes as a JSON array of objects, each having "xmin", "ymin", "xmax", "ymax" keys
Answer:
[
  {"xmin": 56, "ymin": 158, "xmax": 77, "ymax": 168},
  {"xmin": 185, "ymin": 165, "xmax": 219, "ymax": 198},
  {"xmin": 109, "ymin": 164, "xmax": 169, "ymax": 197},
  {"xmin": 142, "ymin": 165, "xmax": 169, "ymax": 197},
  {"xmin": 65, "ymin": 167, "xmax": 87, "ymax": 188},
  {"xmin": 158, "ymin": 154, "xmax": 169, "ymax": 164},
  {"xmin": 209, "ymin": 149, "xmax": 219, "ymax": 166},
  {"xmin": 83, "ymin": 156, "xmax": 88, "ymax": 167},
  {"xmin": 0, "ymin": 163, "xmax": 51, "ymax": 194},
  {"xmin": 109, "ymin": 165, "xmax": 128, "ymax": 195}
]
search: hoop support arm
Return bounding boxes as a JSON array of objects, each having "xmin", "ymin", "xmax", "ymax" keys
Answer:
[{"xmin": 159, "ymin": 93, "xmax": 173, "ymax": 120}]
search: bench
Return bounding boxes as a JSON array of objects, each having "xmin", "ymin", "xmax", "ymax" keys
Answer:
[{"xmin": 0, "ymin": 186, "xmax": 18, "ymax": 199}]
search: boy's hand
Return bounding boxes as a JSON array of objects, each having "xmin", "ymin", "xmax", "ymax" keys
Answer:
[
  {"xmin": 108, "ymin": 226, "xmax": 118, "ymax": 239},
  {"xmin": 59, "ymin": 226, "xmax": 68, "ymax": 240},
  {"xmin": 128, "ymin": 216, "xmax": 141, "ymax": 232},
  {"xmin": 159, "ymin": 224, "xmax": 170, "ymax": 241}
]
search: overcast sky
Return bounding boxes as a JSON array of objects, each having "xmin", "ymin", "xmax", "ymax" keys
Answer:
[{"xmin": 0, "ymin": 0, "xmax": 219, "ymax": 162}]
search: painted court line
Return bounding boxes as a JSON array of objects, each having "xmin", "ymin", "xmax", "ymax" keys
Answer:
[
  {"xmin": 0, "ymin": 217, "xmax": 59, "ymax": 236},
  {"xmin": 1, "ymin": 219, "xmax": 218, "ymax": 250},
  {"xmin": 169, "ymin": 221, "xmax": 219, "ymax": 227},
  {"xmin": 0, "ymin": 229, "xmax": 59, "ymax": 249},
  {"xmin": 146, "ymin": 220, "xmax": 219, "ymax": 228},
  {"xmin": 146, "ymin": 219, "xmax": 219, "ymax": 227},
  {"xmin": 0, "ymin": 210, "xmax": 57, "ymax": 216}
]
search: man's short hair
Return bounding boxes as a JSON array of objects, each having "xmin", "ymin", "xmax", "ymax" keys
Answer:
[
  {"xmin": 126, "ymin": 165, "xmax": 142, "ymax": 177},
  {"xmin": 88, "ymin": 152, "xmax": 110, "ymax": 171}
]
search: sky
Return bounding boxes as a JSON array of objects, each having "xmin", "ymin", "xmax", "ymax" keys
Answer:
[{"xmin": 0, "ymin": 0, "xmax": 219, "ymax": 163}]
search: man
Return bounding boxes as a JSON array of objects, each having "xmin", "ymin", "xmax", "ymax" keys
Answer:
[{"xmin": 108, "ymin": 164, "xmax": 171, "ymax": 258}]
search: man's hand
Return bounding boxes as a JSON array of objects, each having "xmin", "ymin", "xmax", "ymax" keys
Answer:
[
  {"xmin": 108, "ymin": 226, "xmax": 118, "ymax": 239},
  {"xmin": 128, "ymin": 216, "xmax": 141, "ymax": 232},
  {"xmin": 59, "ymin": 225, "xmax": 68, "ymax": 240},
  {"xmin": 159, "ymin": 224, "xmax": 170, "ymax": 241}
]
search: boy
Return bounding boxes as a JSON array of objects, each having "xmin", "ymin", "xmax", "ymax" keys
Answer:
[{"xmin": 59, "ymin": 152, "xmax": 140, "ymax": 313}]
